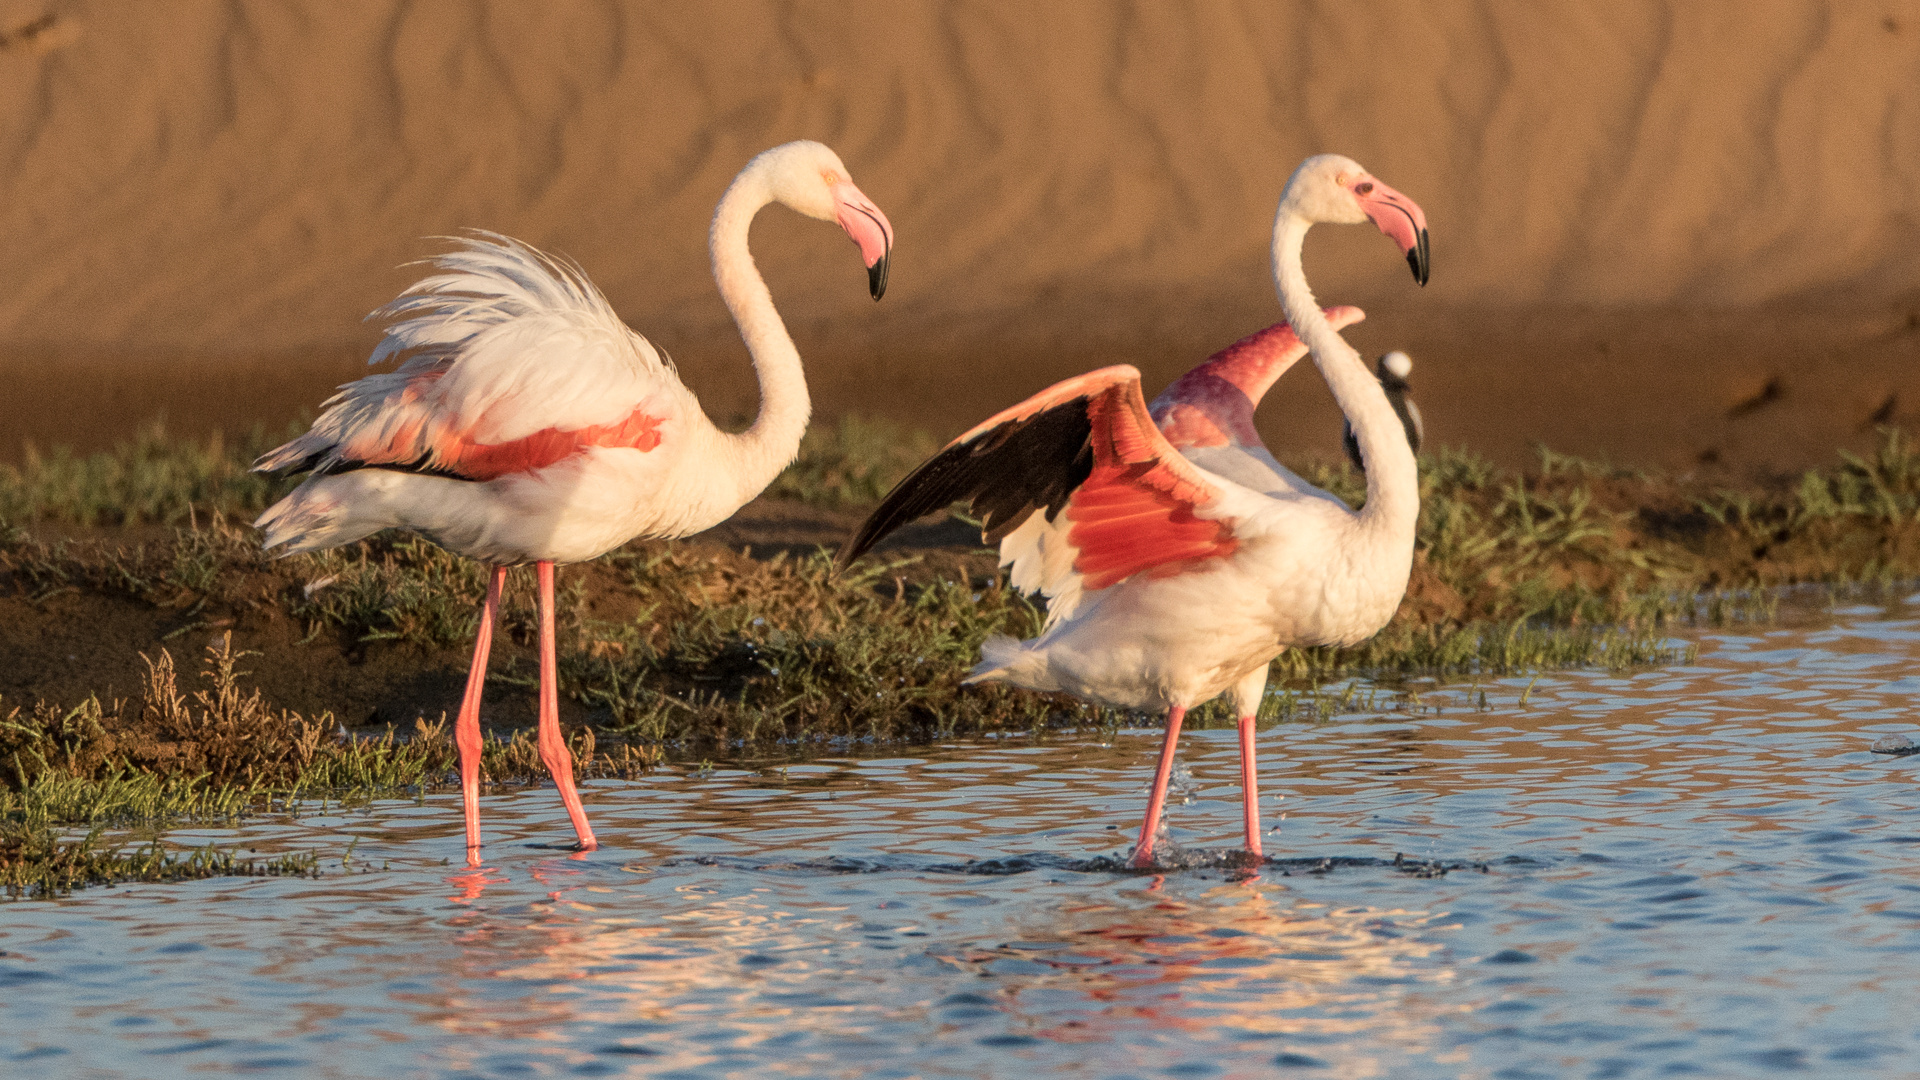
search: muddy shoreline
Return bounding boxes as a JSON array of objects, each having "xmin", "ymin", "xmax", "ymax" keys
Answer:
[
  {"xmin": 0, "ymin": 498, "xmax": 989, "ymax": 737},
  {"xmin": 7, "ymin": 300, "xmax": 1917, "ymax": 479}
]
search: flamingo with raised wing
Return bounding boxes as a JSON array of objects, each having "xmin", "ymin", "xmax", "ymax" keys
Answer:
[
  {"xmin": 255, "ymin": 141, "xmax": 893, "ymax": 863},
  {"xmin": 838, "ymin": 154, "xmax": 1426, "ymax": 868}
]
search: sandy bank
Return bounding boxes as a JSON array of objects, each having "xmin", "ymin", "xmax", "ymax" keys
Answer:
[{"xmin": 1, "ymin": 1, "xmax": 1916, "ymax": 471}]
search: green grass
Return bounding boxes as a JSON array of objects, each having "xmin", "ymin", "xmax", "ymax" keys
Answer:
[
  {"xmin": 0, "ymin": 420, "xmax": 298, "ymax": 527},
  {"xmin": 1, "ymin": 635, "xmax": 654, "ymax": 810},
  {"xmin": 11, "ymin": 422, "xmax": 1920, "ymax": 761},
  {"xmin": 8, "ymin": 421, "xmax": 1920, "ymax": 893},
  {"xmin": 559, "ymin": 547, "xmax": 1061, "ymax": 752},
  {"xmin": 290, "ymin": 537, "xmax": 497, "ymax": 646},
  {"xmin": 1, "ymin": 820, "xmax": 321, "ymax": 900},
  {"xmin": 0, "ymin": 634, "xmax": 654, "ymax": 896},
  {"xmin": 1302, "ymin": 433, "xmax": 1920, "ymax": 629}
]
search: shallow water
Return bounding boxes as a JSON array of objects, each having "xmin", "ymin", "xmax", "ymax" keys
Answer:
[{"xmin": 6, "ymin": 599, "xmax": 1920, "ymax": 1079}]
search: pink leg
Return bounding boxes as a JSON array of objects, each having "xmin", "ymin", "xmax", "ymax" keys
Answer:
[
  {"xmin": 1238, "ymin": 714, "xmax": 1263, "ymax": 859},
  {"xmin": 1229, "ymin": 665, "xmax": 1272, "ymax": 862},
  {"xmin": 537, "ymin": 561, "xmax": 598, "ymax": 851},
  {"xmin": 457, "ymin": 566, "xmax": 507, "ymax": 867},
  {"xmin": 1129, "ymin": 705, "xmax": 1187, "ymax": 869}
]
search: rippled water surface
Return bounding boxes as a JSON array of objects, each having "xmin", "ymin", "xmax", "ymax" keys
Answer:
[{"xmin": 7, "ymin": 599, "xmax": 1920, "ymax": 1078}]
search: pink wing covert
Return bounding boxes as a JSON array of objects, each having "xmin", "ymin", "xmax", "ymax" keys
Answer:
[
  {"xmin": 1066, "ymin": 375, "xmax": 1239, "ymax": 590},
  {"xmin": 1151, "ymin": 306, "xmax": 1365, "ymax": 451},
  {"xmin": 836, "ymin": 365, "xmax": 1238, "ymax": 595}
]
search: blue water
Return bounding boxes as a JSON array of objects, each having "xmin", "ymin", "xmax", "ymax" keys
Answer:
[{"xmin": 5, "ymin": 598, "xmax": 1920, "ymax": 1078}]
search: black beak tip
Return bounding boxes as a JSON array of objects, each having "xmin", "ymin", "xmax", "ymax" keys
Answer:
[
  {"xmin": 868, "ymin": 252, "xmax": 890, "ymax": 301},
  {"xmin": 1408, "ymin": 230, "xmax": 1431, "ymax": 287}
]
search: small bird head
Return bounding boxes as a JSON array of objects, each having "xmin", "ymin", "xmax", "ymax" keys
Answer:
[
  {"xmin": 1379, "ymin": 350, "xmax": 1414, "ymax": 382},
  {"xmin": 754, "ymin": 140, "xmax": 894, "ymax": 300},
  {"xmin": 1282, "ymin": 154, "xmax": 1430, "ymax": 286}
]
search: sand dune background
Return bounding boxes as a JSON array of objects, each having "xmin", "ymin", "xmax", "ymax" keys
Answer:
[{"xmin": 1, "ymin": 1, "xmax": 1917, "ymax": 471}]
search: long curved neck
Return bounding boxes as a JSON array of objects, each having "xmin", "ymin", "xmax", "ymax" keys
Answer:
[
  {"xmin": 709, "ymin": 167, "xmax": 812, "ymax": 502},
  {"xmin": 1271, "ymin": 212, "xmax": 1418, "ymax": 537}
]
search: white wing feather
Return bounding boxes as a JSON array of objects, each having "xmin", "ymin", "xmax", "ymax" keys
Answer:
[
  {"xmin": 997, "ymin": 510, "xmax": 1087, "ymax": 630},
  {"xmin": 257, "ymin": 233, "xmax": 685, "ymax": 473}
]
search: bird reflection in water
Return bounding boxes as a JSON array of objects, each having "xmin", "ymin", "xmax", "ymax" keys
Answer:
[
  {"xmin": 447, "ymin": 843, "xmax": 592, "ymax": 904},
  {"xmin": 417, "ymin": 866, "xmax": 1460, "ymax": 1074},
  {"xmin": 932, "ymin": 884, "xmax": 1460, "ymax": 1055},
  {"xmin": 446, "ymin": 864, "xmax": 508, "ymax": 905}
]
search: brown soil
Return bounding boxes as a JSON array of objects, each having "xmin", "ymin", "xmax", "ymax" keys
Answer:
[
  {"xmin": 7, "ymin": 299, "xmax": 1917, "ymax": 482},
  {"xmin": 2, "ymin": 569, "xmax": 514, "ymax": 734},
  {"xmin": 0, "ymin": 498, "xmax": 993, "ymax": 738}
]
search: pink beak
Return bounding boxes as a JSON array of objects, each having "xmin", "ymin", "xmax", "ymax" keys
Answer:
[
  {"xmin": 831, "ymin": 181, "xmax": 893, "ymax": 300},
  {"xmin": 1354, "ymin": 177, "xmax": 1430, "ymax": 286}
]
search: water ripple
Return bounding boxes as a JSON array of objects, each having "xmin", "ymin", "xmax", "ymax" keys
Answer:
[{"xmin": 5, "ymin": 603, "xmax": 1920, "ymax": 1076}]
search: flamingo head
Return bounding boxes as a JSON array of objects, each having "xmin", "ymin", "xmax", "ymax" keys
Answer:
[
  {"xmin": 1283, "ymin": 154, "xmax": 1430, "ymax": 286},
  {"xmin": 757, "ymin": 140, "xmax": 895, "ymax": 300}
]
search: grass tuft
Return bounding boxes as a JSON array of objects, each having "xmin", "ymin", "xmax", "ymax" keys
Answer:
[
  {"xmin": 8, "ymin": 423, "xmax": 1920, "ymax": 893},
  {"xmin": 10, "ymin": 422, "xmax": 1920, "ymax": 767},
  {"xmin": 561, "ymin": 547, "xmax": 1068, "ymax": 752},
  {"xmin": 1, "ymin": 820, "xmax": 320, "ymax": 900},
  {"xmin": 2, "ymin": 635, "xmax": 655, "ymax": 823}
]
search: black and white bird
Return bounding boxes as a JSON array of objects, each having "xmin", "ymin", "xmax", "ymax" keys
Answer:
[{"xmin": 1344, "ymin": 350, "xmax": 1422, "ymax": 471}]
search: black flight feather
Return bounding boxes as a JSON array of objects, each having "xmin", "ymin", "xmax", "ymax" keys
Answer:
[{"xmin": 836, "ymin": 398, "xmax": 1097, "ymax": 571}]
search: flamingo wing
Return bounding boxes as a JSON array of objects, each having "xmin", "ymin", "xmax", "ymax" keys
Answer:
[
  {"xmin": 838, "ymin": 365, "xmax": 1241, "ymax": 618},
  {"xmin": 1150, "ymin": 305, "xmax": 1366, "ymax": 451},
  {"xmin": 255, "ymin": 233, "xmax": 685, "ymax": 483}
]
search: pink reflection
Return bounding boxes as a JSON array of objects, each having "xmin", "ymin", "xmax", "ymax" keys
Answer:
[
  {"xmin": 446, "ymin": 864, "xmax": 508, "ymax": 905},
  {"xmin": 951, "ymin": 887, "xmax": 1457, "ymax": 1057}
]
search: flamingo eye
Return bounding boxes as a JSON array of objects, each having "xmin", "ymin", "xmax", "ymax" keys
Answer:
[{"xmin": 1354, "ymin": 181, "xmax": 1375, "ymax": 196}]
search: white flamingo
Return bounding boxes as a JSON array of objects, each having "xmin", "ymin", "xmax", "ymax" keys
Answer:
[
  {"xmin": 838, "ymin": 154, "xmax": 1426, "ymax": 868},
  {"xmin": 254, "ymin": 141, "xmax": 893, "ymax": 863}
]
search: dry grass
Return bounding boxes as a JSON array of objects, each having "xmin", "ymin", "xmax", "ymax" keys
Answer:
[
  {"xmin": 0, "ymin": 823, "xmax": 319, "ymax": 900},
  {"xmin": 8, "ymin": 426, "xmax": 1920, "ymax": 762},
  {"xmin": 764, "ymin": 414, "xmax": 942, "ymax": 507},
  {"xmin": 8, "ymin": 424, "xmax": 1920, "ymax": 894},
  {"xmin": 0, "ymin": 634, "xmax": 656, "ymax": 895},
  {"xmin": 561, "ymin": 546, "xmax": 1064, "ymax": 752},
  {"xmin": 1, "ymin": 634, "xmax": 655, "ymax": 811}
]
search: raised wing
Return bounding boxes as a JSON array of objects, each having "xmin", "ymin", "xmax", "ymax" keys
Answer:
[
  {"xmin": 838, "ymin": 366, "xmax": 1240, "ymax": 613},
  {"xmin": 255, "ymin": 233, "xmax": 683, "ymax": 482},
  {"xmin": 1151, "ymin": 306, "xmax": 1365, "ymax": 451}
]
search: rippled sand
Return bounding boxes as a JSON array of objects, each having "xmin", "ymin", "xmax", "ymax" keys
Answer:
[{"xmin": 2, "ymin": 4, "xmax": 1918, "ymax": 472}]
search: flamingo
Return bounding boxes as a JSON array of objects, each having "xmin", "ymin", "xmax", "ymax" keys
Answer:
[
  {"xmin": 253, "ymin": 141, "xmax": 893, "ymax": 862},
  {"xmin": 1343, "ymin": 350, "xmax": 1423, "ymax": 471},
  {"xmin": 837, "ymin": 154, "xmax": 1426, "ymax": 868}
]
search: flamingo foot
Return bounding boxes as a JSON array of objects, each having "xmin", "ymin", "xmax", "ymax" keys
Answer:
[
  {"xmin": 1129, "ymin": 705, "xmax": 1186, "ymax": 869},
  {"xmin": 536, "ymin": 561, "xmax": 599, "ymax": 852},
  {"xmin": 456, "ymin": 567, "xmax": 507, "ymax": 863}
]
